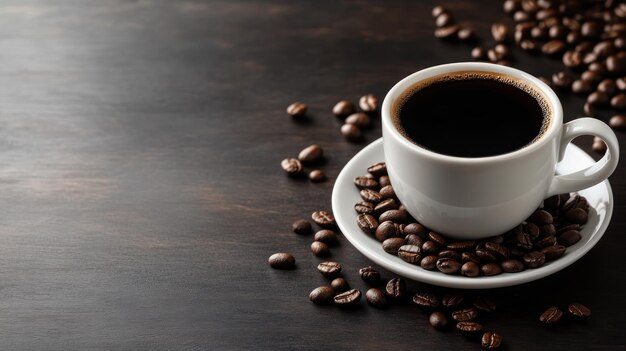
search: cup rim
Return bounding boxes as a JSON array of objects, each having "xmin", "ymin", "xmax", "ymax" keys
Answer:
[{"xmin": 381, "ymin": 62, "xmax": 563, "ymax": 164}]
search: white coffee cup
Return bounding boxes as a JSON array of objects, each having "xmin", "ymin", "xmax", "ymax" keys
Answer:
[{"xmin": 382, "ymin": 62, "xmax": 619, "ymax": 239}]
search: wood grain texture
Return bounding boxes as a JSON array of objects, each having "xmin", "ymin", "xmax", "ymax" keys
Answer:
[{"xmin": 0, "ymin": 0, "xmax": 623, "ymax": 350}]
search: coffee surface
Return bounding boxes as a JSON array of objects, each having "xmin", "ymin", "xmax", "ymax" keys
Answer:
[{"xmin": 394, "ymin": 73, "xmax": 550, "ymax": 158}]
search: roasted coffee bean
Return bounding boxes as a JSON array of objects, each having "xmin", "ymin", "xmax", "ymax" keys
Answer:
[
  {"xmin": 378, "ymin": 175, "xmax": 390, "ymax": 188},
  {"xmin": 359, "ymin": 266, "xmax": 381, "ymax": 285},
  {"xmin": 611, "ymin": 94, "xmax": 626, "ymax": 109},
  {"xmin": 539, "ymin": 224, "xmax": 556, "ymax": 238},
  {"xmin": 333, "ymin": 100, "xmax": 355, "ymax": 118},
  {"xmin": 298, "ymin": 144, "xmax": 323, "ymax": 164},
  {"xmin": 429, "ymin": 311, "xmax": 449, "ymax": 330},
  {"xmin": 292, "ymin": 219, "xmax": 312, "ymax": 235},
  {"xmin": 435, "ymin": 25, "xmax": 461, "ymax": 39},
  {"xmin": 513, "ymin": 10, "xmax": 530, "ymax": 22},
  {"xmin": 398, "ymin": 245, "xmax": 422, "ymax": 264},
  {"xmin": 437, "ymin": 258, "xmax": 462, "ymax": 275},
  {"xmin": 315, "ymin": 230, "xmax": 338, "ymax": 246},
  {"xmin": 359, "ymin": 94, "xmax": 378, "ymax": 112},
  {"xmin": 360, "ymin": 189, "xmax": 382, "ymax": 204},
  {"xmin": 473, "ymin": 297, "xmax": 496, "ymax": 312},
  {"xmin": 482, "ymin": 262, "xmax": 503, "ymax": 276},
  {"xmin": 341, "ymin": 123, "xmax": 361, "ymax": 141},
  {"xmin": 541, "ymin": 244, "xmax": 566, "ymax": 261},
  {"xmin": 492, "ymin": 23, "xmax": 509, "ymax": 43},
  {"xmin": 456, "ymin": 321, "xmax": 483, "ymax": 335},
  {"xmin": 422, "ymin": 240, "xmax": 440, "ymax": 255},
  {"xmin": 540, "ymin": 306, "xmax": 563, "ymax": 325},
  {"xmin": 382, "ymin": 237, "xmax": 406, "ymax": 255},
  {"xmin": 542, "ymin": 40, "xmax": 566, "ymax": 55},
  {"xmin": 530, "ymin": 26, "xmax": 546, "ymax": 39},
  {"xmin": 594, "ymin": 41, "xmax": 615, "ymax": 58},
  {"xmin": 482, "ymin": 332, "xmax": 503, "ymax": 350},
  {"xmin": 565, "ymin": 207, "xmax": 588, "ymax": 224},
  {"xmin": 589, "ymin": 62, "xmax": 607, "ymax": 74},
  {"xmin": 566, "ymin": 31, "xmax": 582, "ymax": 45},
  {"xmin": 458, "ymin": 27, "xmax": 475, "ymax": 41},
  {"xmin": 513, "ymin": 230, "xmax": 533, "ymax": 250},
  {"xmin": 476, "ymin": 244, "xmax": 497, "ymax": 262},
  {"xmin": 438, "ymin": 249, "xmax": 462, "ymax": 262},
  {"xmin": 311, "ymin": 241, "xmax": 330, "ymax": 257},
  {"xmin": 471, "ymin": 46, "xmax": 487, "ymax": 60},
  {"xmin": 487, "ymin": 49, "xmax": 504, "ymax": 63},
  {"xmin": 286, "ymin": 102, "xmax": 307, "ymax": 117},
  {"xmin": 354, "ymin": 176, "xmax": 379, "ymax": 190},
  {"xmin": 558, "ymin": 229, "xmax": 582, "ymax": 246},
  {"xmin": 501, "ymin": 259, "xmax": 525, "ymax": 272},
  {"xmin": 421, "ymin": 255, "xmax": 438, "ymax": 270},
  {"xmin": 312, "ymin": 210, "xmax": 335, "ymax": 228},
  {"xmin": 269, "ymin": 253, "xmax": 296, "ymax": 269},
  {"xmin": 556, "ymin": 223, "xmax": 580, "ymax": 235},
  {"xmin": 593, "ymin": 136, "xmax": 607, "ymax": 153},
  {"xmin": 582, "ymin": 70, "xmax": 601, "ymax": 82},
  {"xmin": 379, "ymin": 209, "xmax": 406, "ymax": 223},
  {"xmin": 610, "ymin": 114, "xmax": 626, "ymax": 129},
  {"xmin": 568, "ymin": 303, "xmax": 591, "ymax": 318},
  {"xmin": 588, "ymin": 91, "xmax": 610, "ymax": 106},
  {"xmin": 374, "ymin": 198, "xmax": 399, "ymax": 215},
  {"xmin": 346, "ymin": 112, "xmax": 371, "ymax": 129},
  {"xmin": 366, "ymin": 288, "xmax": 388, "ymax": 308},
  {"xmin": 281, "ymin": 158, "xmax": 303, "ymax": 176},
  {"xmin": 520, "ymin": 39, "xmax": 538, "ymax": 52},
  {"xmin": 549, "ymin": 25, "xmax": 567, "ymax": 39},
  {"xmin": 598, "ymin": 79, "xmax": 617, "ymax": 95},
  {"xmin": 525, "ymin": 223, "xmax": 540, "ymax": 239},
  {"xmin": 385, "ymin": 278, "xmax": 406, "ymax": 299},
  {"xmin": 552, "ymin": 71, "xmax": 573, "ymax": 89},
  {"xmin": 431, "ymin": 5, "xmax": 447, "ymax": 18},
  {"xmin": 583, "ymin": 52, "xmax": 599, "ymax": 65},
  {"xmin": 330, "ymin": 277, "xmax": 349, "ymax": 292},
  {"xmin": 435, "ymin": 12, "xmax": 454, "ymax": 27},
  {"xmin": 355, "ymin": 201, "xmax": 374, "ymax": 214},
  {"xmin": 607, "ymin": 55, "xmax": 626, "ymax": 74},
  {"xmin": 535, "ymin": 235, "xmax": 557, "ymax": 249},
  {"xmin": 582, "ymin": 21, "xmax": 602, "ymax": 38},
  {"xmin": 375, "ymin": 221, "xmax": 399, "ymax": 242},
  {"xmin": 528, "ymin": 209, "xmax": 554, "ymax": 225},
  {"xmin": 584, "ymin": 102, "xmax": 595, "ymax": 116},
  {"xmin": 403, "ymin": 223, "xmax": 427, "ymax": 237},
  {"xmin": 427, "ymin": 232, "xmax": 447, "ymax": 246},
  {"xmin": 485, "ymin": 242, "xmax": 510, "ymax": 260},
  {"xmin": 617, "ymin": 78, "xmax": 626, "ymax": 91},
  {"xmin": 572, "ymin": 79, "xmax": 593, "ymax": 94},
  {"xmin": 367, "ymin": 162, "xmax": 387, "ymax": 177},
  {"xmin": 403, "ymin": 233, "xmax": 423, "ymax": 247},
  {"xmin": 452, "ymin": 308, "xmax": 478, "ymax": 322},
  {"xmin": 379, "ymin": 185, "xmax": 396, "ymax": 200},
  {"xmin": 442, "ymin": 293, "xmax": 464, "ymax": 309},
  {"xmin": 447, "ymin": 241, "xmax": 476, "ymax": 251},
  {"xmin": 461, "ymin": 261, "xmax": 480, "ymax": 277},
  {"xmin": 523, "ymin": 251, "xmax": 546, "ymax": 268},
  {"xmin": 317, "ymin": 261, "xmax": 342, "ymax": 278},
  {"xmin": 334, "ymin": 289, "xmax": 361, "ymax": 307},
  {"xmin": 309, "ymin": 286, "xmax": 334, "ymax": 304},
  {"xmin": 309, "ymin": 170, "xmax": 326, "ymax": 183},
  {"xmin": 413, "ymin": 292, "xmax": 440, "ymax": 309},
  {"xmin": 357, "ymin": 214, "xmax": 378, "ymax": 235}
]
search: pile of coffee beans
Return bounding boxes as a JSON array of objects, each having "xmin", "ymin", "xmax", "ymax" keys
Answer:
[
  {"xmin": 431, "ymin": 5, "xmax": 476, "ymax": 42},
  {"xmin": 280, "ymin": 144, "xmax": 327, "ymax": 182},
  {"xmin": 354, "ymin": 161, "xmax": 589, "ymax": 277},
  {"xmin": 334, "ymin": 94, "xmax": 379, "ymax": 142}
]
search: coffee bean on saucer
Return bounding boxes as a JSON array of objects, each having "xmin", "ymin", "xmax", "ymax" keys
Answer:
[
  {"xmin": 572, "ymin": 79, "xmax": 593, "ymax": 94},
  {"xmin": 482, "ymin": 332, "xmax": 503, "ymax": 350},
  {"xmin": 437, "ymin": 258, "xmax": 461, "ymax": 275},
  {"xmin": 523, "ymin": 251, "xmax": 546, "ymax": 268},
  {"xmin": 382, "ymin": 237, "xmax": 406, "ymax": 255},
  {"xmin": 540, "ymin": 306, "xmax": 563, "ymax": 325},
  {"xmin": 471, "ymin": 46, "xmax": 487, "ymax": 60},
  {"xmin": 268, "ymin": 253, "xmax": 295, "ymax": 269},
  {"xmin": 312, "ymin": 210, "xmax": 335, "ymax": 228},
  {"xmin": 346, "ymin": 112, "xmax": 371, "ymax": 128},
  {"xmin": 452, "ymin": 308, "xmax": 478, "ymax": 322},
  {"xmin": 309, "ymin": 286, "xmax": 334, "ymax": 304},
  {"xmin": 360, "ymin": 189, "xmax": 382, "ymax": 204},
  {"xmin": 610, "ymin": 114, "xmax": 626, "ymax": 129},
  {"xmin": 385, "ymin": 278, "xmax": 406, "ymax": 299},
  {"xmin": 359, "ymin": 266, "xmax": 381, "ymax": 285},
  {"xmin": 374, "ymin": 198, "xmax": 399, "ymax": 215},
  {"xmin": 308, "ymin": 170, "xmax": 326, "ymax": 183},
  {"xmin": 330, "ymin": 277, "xmax": 349, "ymax": 292},
  {"xmin": 298, "ymin": 144, "xmax": 323, "ymax": 164},
  {"xmin": 332, "ymin": 100, "xmax": 355, "ymax": 118},
  {"xmin": 317, "ymin": 261, "xmax": 342, "ymax": 278},
  {"xmin": 357, "ymin": 214, "xmax": 379, "ymax": 235},
  {"xmin": 481, "ymin": 262, "xmax": 503, "ymax": 276},
  {"xmin": 379, "ymin": 185, "xmax": 396, "ymax": 200},
  {"xmin": 367, "ymin": 162, "xmax": 387, "ymax": 177},
  {"xmin": 375, "ymin": 221, "xmax": 398, "ymax": 242},
  {"xmin": 286, "ymin": 102, "xmax": 307, "ymax": 117},
  {"xmin": 558, "ymin": 229, "xmax": 582, "ymax": 246},
  {"xmin": 456, "ymin": 321, "xmax": 483, "ymax": 335},
  {"xmin": 311, "ymin": 241, "xmax": 330, "ymax": 257},
  {"xmin": 491, "ymin": 23, "xmax": 509, "ymax": 42},
  {"xmin": 438, "ymin": 249, "xmax": 461, "ymax": 261},
  {"xmin": 354, "ymin": 176, "xmax": 379, "ymax": 190},
  {"xmin": 461, "ymin": 261, "xmax": 480, "ymax": 277},
  {"xmin": 378, "ymin": 175, "xmax": 390, "ymax": 187},
  {"xmin": 422, "ymin": 240, "xmax": 440, "ymax": 255},
  {"xmin": 421, "ymin": 255, "xmax": 438, "ymax": 270},
  {"xmin": 315, "ymin": 230, "xmax": 338, "ymax": 246},
  {"xmin": 359, "ymin": 94, "xmax": 378, "ymax": 112},
  {"xmin": 565, "ymin": 207, "xmax": 588, "ymax": 224},
  {"xmin": 403, "ymin": 223, "xmax": 427, "ymax": 237},
  {"xmin": 292, "ymin": 219, "xmax": 312, "ymax": 235},
  {"xmin": 473, "ymin": 297, "xmax": 496, "ymax": 312},
  {"xmin": 281, "ymin": 158, "xmax": 303, "ymax": 176},
  {"xmin": 501, "ymin": 259, "xmax": 525, "ymax": 272},
  {"xmin": 379, "ymin": 209, "xmax": 406, "ymax": 223},
  {"xmin": 413, "ymin": 292, "xmax": 440, "ymax": 310},
  {"xmin": 398, "ymin": 244, "xmax": 422, "ymax": 264},
  {"xmin": 334, "ymin": 289, "xmax": 361, "ymax": 307},
  {"xmin": 541, "ymin": 245, "xmax": 566, "ymax": 261},
  {"xmin": 355, "ymin": 201, "xmax": 374, "ymax": 214},
  {"xmin": 366, "ymin": 288, "xmax": 388, "ymax": 308},
  {"xmin": 341, "ymin": 123, "xmax": 361, "ymax": 141},
  {"xmin": 568, "ymin": 303, "xmax": 591, "ymax": 318}
]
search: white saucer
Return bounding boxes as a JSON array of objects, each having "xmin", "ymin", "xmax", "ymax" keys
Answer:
[{"xmin": 332, "ymin": 138, "xmax": 613, "ymax": 289}]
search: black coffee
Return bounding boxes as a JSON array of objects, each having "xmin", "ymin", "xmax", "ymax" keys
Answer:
[{"xmin": 394, "ymin": 73, "xmax": 551, "ymax": 157}]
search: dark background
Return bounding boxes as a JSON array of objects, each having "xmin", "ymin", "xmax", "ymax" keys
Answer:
[{"xmin": 0, "ymin": 0, "xmax": 623, "ymax": 350}]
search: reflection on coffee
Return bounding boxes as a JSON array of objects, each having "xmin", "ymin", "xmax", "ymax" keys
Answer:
[{"xmin": 393, "ymin": 72, "xmax": 552, "ymax": 158}]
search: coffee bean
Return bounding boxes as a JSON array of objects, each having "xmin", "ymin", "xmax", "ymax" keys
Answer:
[
  {"xmin": 268, "ymin": 253, "xmax": 296, "ymax": 269},
  {"xmin": 492, "ymin": 23, "xmax": 509, "ymax": 43},
  {"xmin": 598, "ymin": 79, "xmax": 617, "ymax": 94},
  {"xmin": 542, "ymin": 40, "xmax": 566, "ymax": 55},
  {"xmin": 617, "ymin": 78, "xmax": 626, "ymax": 91},
  {"xmin": 360, "ymin": 189, "xmax": 382, "ymax": 204},
  {"xmin": 332, "ymin": 100, "xmax": 355, "ymax": 118},
  {"xmin": 610, "ymin": 114, "xmax": 626, "ymax": 129},
  {"xmin": 471, "ymin": 46, "xmax": 487, "ymax": 60},
  {"xmin": 589, "ymin": 61, "xmax": 607, "ymax": 74},
  {"xmin": 317, "ymin": 261, "xmax": 341, "ymax": 278},
  {"xmin": 378, "ymin": 186, "xmax": 396, "ymax": 201},
  {"xmin": 592, "ymin": 136, "xmax": 608, "ymax": 153},
  {"xmin": 485, "ymin": 242, "xmax": 510, "ymax": 260},
  {"xmin": 513, "ymin": 10, "xmax": 530, "ymax": 22},
  {"xmin": 535, "ymin": 234, "xmax": 557, "ymax": 249},
  {"xmin": 482, "ymin": 332, "xmax": 503, "ymax": 350},
  {"xmin": 330, "ymin": 277, "xmax": 349, "ymax": 292},
  {"xmin": 501, "ymin": 259, "xmax": 525, "ymax": 272},
  {"xmin": 481, "ymin": 262, "xmax": 503, "ymax": 276},
  {"xmin": 539, "ymin": 306, "xmax": 563, "ymax": 325},
  {"xmin": 568, "ymin": 303, "xmax": 592, "ymax": 318},
  {"xmin": 375, "ymin": 220, "xmax": 399, "ymax": 242},
  {"xmin": 315, "ymin": 230, "xmax": 338, "ymax": 246},
  {"xmin": 572, "ymin": 79, "xmax": 593, "ymax": 94},
  {"xmin": 487, "ymin": 49, "xmax": 504, "ymax": 63},
  {"xmin": 473, "ymin": 297, "xmax": 496, "ymax": 312},
  {"xmin": 520, "ymin": 39, "xmax": 539, "ymax": 52},
  {"xmin": 582, "ymin": 70, "xmax": 601, "ymax": 82},
  {"xmin": 437, "ymin": 258, "xmax": 462, "ymax": 275},
  {"xmin": 438, "ymin": 249, "xmax": 462, "ymax": 262},
  {"xmin": 513, "ymin": 230, "xmax": 533, "ymax": 250},
  {"xmin": 461, "ymin": 261, "xmax": 480, "ymax": 277},
  {"xmin": 558, "ymin": 229, "xmax": 582, "ymax": 246},
  {"xmin": 281, "ymin": 158, "xmax": 303, "ymax": 176},
  {"xmin": 398, "ymin": 245, "xmax": 422, "ymax": 264},
  {"xmin": 584, "ymin": 102, "xmax": 595, "ymax": 116},
  {"xmin": 308, "ymin": 170, "xmax": 326, "ymax": 183},
  {"xmin": 431, "ymin": 5, "xmax": 447, "ymax": 18},
  {"xmin": 298, "ymin": 144, "xmax": 323, "ymax": 164},
  {"xmin": 435, "ymin": 25, "xmax": 460, "ymax": 39},
  {"xmin": 382, "ymin": 237, "xmax": 406, "ymax": 255},
  {"xmin": 446, "ymin": 241, "xmax": 476, "ymax": 251},
  {"xmin": 311, "ymin": 241, "xmax": 330, "ymax": 257},
  {"xmin": 607, "ymin": 54, "xmax": 626, "ymax": 74},
  {"xmin": 341, "ymin": 123, "xmax": 361, "ymax": 141},
  {"xmin": 435, "ymin": 12, "xmax": 454, "ymax": 27},
  {"xmin": 456, "ymin": 321, "xmax": 483, "ymax": 335},
  {"xmin": 552, "ymin": 71, "xmax": 573, "ymax": 89},
  {"xmin": 359, "ymin": 94, "xmax": 378, "ymax": 112},
  {"xmin": 582, "ymin": 21, "xmax": 602, "ymax": 38},
  {"xmin": 458, "ymin": 27, "xmax": 475, "ymax": 41},
  {"xmin": 346, "ymin": 112, "xmax": 371, "ymax": 129},
  {"xmin": 334, "ymin": 289, "xmax": 361, "ymax": 307},
  {"xmin": 452, "ymin": 308, "xmax": 478, "ymax": 322},
  {"xmin": 594, "ymin": 41, "xmax": 615, "ymax": 58},
  {"xmin": 567, "ymin": 31, "xmax": 582, "ymax": 45},
  {"xmin": 587, "ymin": 91, "xmax": 610, "ymax": 106},
  {"xmin": 539, "ymin": 224, "xmax": 556, "ymax": 238},
  {"xmin": 292, "ymin": 219, "xmax": 312, "ymax": 235},
  {"xmin": 565, "ymin": 207, "xmax": 588, "ymax": 224},
  {"xmin": 379, "ymin": 209, "xmax": 407, "ymax": 223},
  {"xmin": 309, "ymin": 286, "xmax": 334, "ymax": 304},
  {"xmin": 357, "ymin": 214, "xmax": 378, "ymax": 235},
  {"xmin": 286, "ymin": 102, "xmax": 307, "ymax": 118},
  {"xmin": 420, "ymin": 255, "xmax": 438, "ymax": 270},
  {"xmin": 312, "ymin": 210, "xmax": 336, "ymax": 228},
  {"xmin": 354, "ymin": 201, "xmax": 374, "ymax": 214},
  {"xmin": 354, "ymin": 176, "xmax": 379, "ymax": 190},
  {"xmin": 413, "ymin": 292, "xmax": 440, "ymax": 309},
  {"xmin": 358, "ymin": 266, "xmax": 381, "ymax": 285},
  {"xmin": 427, "ymin": 232, "xmax": 447, "ymax": 246},
  {"xmin": 378, "ymin": 175, "xmax": 390, "ymax": 187},
  {"xmin": 476, "ymin": 243, "xmax": 496, "ymax": 262},
  {"xmin": 385, "ymin": 278, "xmax": 406, "ymax": 299},
  {"xmin": 429, "ymin": 311, "xmax": 449, "ymax": 330},
  {"xmin": 549, "ymin": 25, "xmax": 567, "ymax": 39},
  {"xmin": 367, "ymin": 162, "xmax": 387, "ymax": 177},
  {"xmin": 503, "ymin": 0, "xmax": 519, "ymax": 14},
  {"xmin": 611, "ymin": 94, "xmax": 626, "ymax": 109},
  {"xmin": 541, "ymin": 244, "xmax": 566, "ymax": 261},
  {"xmin": 523, "ymin": 251, "xmax": 546, "ymax": 268},
  {"xmin": 374, "ymin": 198, "xmax": 399, "ymax": 215},
  {"xmin": 366, "ymin": 288, "xmax": 388, "ymax": 308},
  {"xmin": 403, "ymin": 223, "xmax": 427, "ymax": 237},
  {"xmin": 422, "ymin": 240, "xmax": 440, "ymax": 255}
]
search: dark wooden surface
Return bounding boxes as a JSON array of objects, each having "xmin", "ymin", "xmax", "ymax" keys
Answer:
[{"xmin": 0, "ymin": 0, "xmax": 624, "ymax": 349}]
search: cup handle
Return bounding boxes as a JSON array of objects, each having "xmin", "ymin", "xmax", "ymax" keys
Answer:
[{"xmin": 547, "ymin": 117, "xmax": 619, "ymax": 196}]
